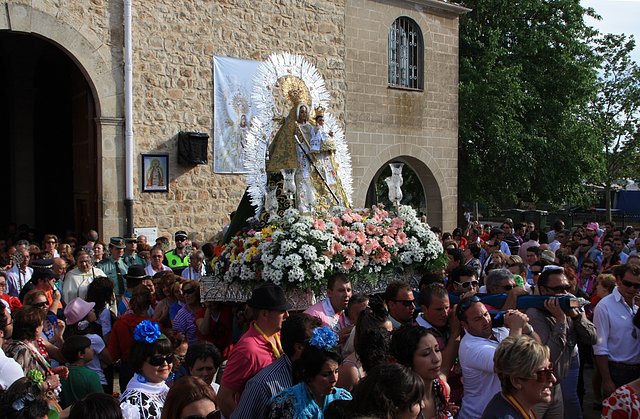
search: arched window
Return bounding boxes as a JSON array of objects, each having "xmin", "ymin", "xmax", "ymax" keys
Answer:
[{"xmin": 388, "ymin": 17, "xmax": 424, "ymax": 90}]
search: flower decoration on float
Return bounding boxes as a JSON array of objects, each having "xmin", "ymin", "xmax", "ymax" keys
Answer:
[
  {"xmin": 133, "ymin": 320, "xmax": 162, "ymax": 344},
  {"xmin": 309, "ymin": 326, "xmax": 339, "ymax": 351}
]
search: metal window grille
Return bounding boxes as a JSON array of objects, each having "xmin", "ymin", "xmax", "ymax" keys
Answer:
[{"xmin": 388, "ymin": 17, "xmax": 424, "ymax": 90}]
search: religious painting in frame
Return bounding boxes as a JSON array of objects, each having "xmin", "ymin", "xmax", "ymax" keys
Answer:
[
  {"xmin": 212, "ymin": 56, "xmax": 261, "ymax": 174},
  {"xmin": 141, "ymin": 154, "xmax": 169, "ymax": 193}
]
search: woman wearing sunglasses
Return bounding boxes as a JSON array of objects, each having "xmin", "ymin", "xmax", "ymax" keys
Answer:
[
  {"xmin": 120, "ymin": 320, "xmax": 173, "ymax": 419},
  {"xmin": 161, "ymin": 376, "xmax": 220, "ymax": 419},
  {"xmin": 481, "ymin": 335, "xmax": 555, "ymax": 419}
]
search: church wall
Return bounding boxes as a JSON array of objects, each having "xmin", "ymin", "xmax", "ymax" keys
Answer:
[
  {"xmin": 2, "ymin": 0, "xmax": 461, "ymax": 239},
  {"xmin": 131, "ymin": 0, "xmax": 347, "ymax": 241},
  {"xmin": 344, "ymin": 0, "xmax": 460, "ymax": 231}
]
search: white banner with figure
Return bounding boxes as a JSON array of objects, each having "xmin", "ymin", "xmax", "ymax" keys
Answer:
[{"xmin": 213, "ymin": 56, "xmax": 261, "ymax": 173}]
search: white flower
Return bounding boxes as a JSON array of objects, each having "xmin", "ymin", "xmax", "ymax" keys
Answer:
[
  {"xmin": 288, "ymin": 266, "xmax": 304, "ymax": 282},
  {"xmin": 272, "ymin": 256, "xmax": 286, "ymax": 270},
  {"xmin": 285, "ymin": 253, "xmax": 303, "ymax": 267},
  {"xmin": 300, "ymin": 244, "xmax": 318, "ymax": 260}
]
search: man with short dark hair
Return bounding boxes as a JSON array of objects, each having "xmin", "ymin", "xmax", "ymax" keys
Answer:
[
  {"xmin": 304, "ymin": 273, "xmax": 352, "ymax": 336},
  {"xmin": 449, "ymin": 266, "xmax": 479, "ymax": 295},
  {"xmin": 231, "ymin": 313, "xmax": 322, "ymax": 419},
  {"xmin": 457, "ymin": 297, "xmax": 535, "ymax": 419},
  {"xmin": 594, "ymin": 264, "xmax": 640, "ymax": 398},
  {"xmin": 218, "ymin": 283, "xmax": 291, "ymax": 418},
  {"xmin": 384, "ymin": 280, "xmax": 415, "ymax": 329},
  {"xmin": 528, "ymin": 266, "xmax": 597, "ymax": 418}
]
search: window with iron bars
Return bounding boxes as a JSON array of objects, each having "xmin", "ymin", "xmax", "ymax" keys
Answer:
[{"xmin": 388, "ymin": 17, "xmax": 424, "ymax": 90}]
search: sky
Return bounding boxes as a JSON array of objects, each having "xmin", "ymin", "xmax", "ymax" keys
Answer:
[{"xmin": 582, "ymin": 0, "xmax": 640, "ymax": 64}]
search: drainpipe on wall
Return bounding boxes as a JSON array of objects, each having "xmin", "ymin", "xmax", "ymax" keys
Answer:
[{"xmin": 123, "ymin": 0, "xmax": 134, "ymax": 235}]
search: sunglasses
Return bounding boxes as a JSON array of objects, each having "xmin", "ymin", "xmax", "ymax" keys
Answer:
[
  {"xmin": 501, "ymin": 284, "xmax": 515, "ymax": 291},
  {"xmin": 183, "ymin": 288, "xmax": 197, "ymax": 295},
  {"xmin": 531, "ymin": 271, "xmax": 541, "ymax": 276},
  {"xmin": 32, "ymin": 302, "xmax": 48, "ymax": 309},
  {"xmin": 543, "ymin": 284, "xmax": 571, "ymax": 293},
  {"xmin": 456, "ymin": 280, "xmax": 479, "ymax": 289},
  {"xmin": 582, "ymin": 265, "xmax": 595, "ymax": 270},
  {"xmin": 182, "ymin": 411, "xmax": 221, "ymax": 419},
  {"xmin": 621, "ymin": 279, "xmax": 640, "ymax": 290},
  {"xmin": 457, "ymin": 295, "xmax": 481, "ymax": 317},
  {"xmin": 529, "ymin": 367, "xmax": 555, "ymax": 383},
  {"xmin": 391, "ymin": 299, "xmax": 415, "ymax": 307},
  {"xmin": 147, "ymin": 354, "xmax": 174, "ymax": 367},
  {"xmin": 176, "ymin": 238, "xmax": 187, "ymax": 242}
]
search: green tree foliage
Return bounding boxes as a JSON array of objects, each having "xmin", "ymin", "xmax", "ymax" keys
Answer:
[
  {"xmin": 583, "ymin": 33, "xmax": 640, "ymax": 220},
  {"xmin": 456, "ymin": 0, "xmax": 601, "ymax": 207}
]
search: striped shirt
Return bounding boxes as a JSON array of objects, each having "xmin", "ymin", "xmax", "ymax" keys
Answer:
[{"xmin": 231, "ymin": 355, "xmax": 293, "ymax": 419}]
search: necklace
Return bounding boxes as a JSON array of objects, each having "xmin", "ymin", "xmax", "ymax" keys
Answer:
[{"xmin": 253, "ymin": 322, "xmax": 282, "ymax": 358}]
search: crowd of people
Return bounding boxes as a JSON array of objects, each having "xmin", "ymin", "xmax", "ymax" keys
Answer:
[{"xmin": 0, "ymin": 218, "xmax": 638, "ymax": 418}]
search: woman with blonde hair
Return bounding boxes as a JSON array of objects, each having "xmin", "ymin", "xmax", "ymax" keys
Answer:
[{"xmin": 481, "ymin": 335, "xmax": 556, "ymax": 418}]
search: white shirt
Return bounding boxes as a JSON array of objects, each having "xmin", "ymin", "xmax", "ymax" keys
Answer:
[
  {"xmin": 549, "ymin": 240, "xmax": 561, "ymax": 253},
  {"xmin": 0, "ymin": 347, "xmax": 24, "ymax": 390},
  {"xmin": 62, "ymin": 266, "xmax": 107, "ymax": 303},
  {"xmin": 458, "ymin": 327, "xmax": 509, "ymax": 419},
  {"xmin": 6, "ymin": 264, "xmax": 33, "ymax": 297},
  {"xmin": 181, "ymin": 266, "xmax": 206, "ymax": 281},
  {"xmin": 145, "ymin": 263, "xmax": 171, "ymax": 277},
  {"xmin": 593, "ymin": 287, "xmax": 640, "ymax": 364}
]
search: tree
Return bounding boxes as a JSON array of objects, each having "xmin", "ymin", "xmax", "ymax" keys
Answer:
[
  {"xmin": 583, "ymin": 33, "xmax": 640, "ymax": 221},
  {"xmin": 456, "ymin": 0, "xmax": 601, "ymax": 208}
]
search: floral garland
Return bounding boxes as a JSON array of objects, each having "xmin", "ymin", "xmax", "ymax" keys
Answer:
[{"xmin": 211, "ymin": 205, "xmax": 446, "ymax": 296}]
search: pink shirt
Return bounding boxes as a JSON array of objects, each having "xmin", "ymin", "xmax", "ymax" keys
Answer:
[
  {"xmin": 220, "ymin": 323, "xmax": 278, "ymax": 396},
  {"xmin": 304, "ymin": 299, "xmax": 349, "ymax": 333}
]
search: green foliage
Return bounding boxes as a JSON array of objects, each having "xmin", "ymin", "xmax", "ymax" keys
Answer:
[
  {"xmin": 582, "ymin": 33, "xmax": 640, "ymax": 218},
  {"xmin": 456, "ymin": 0, "xmax": 601, "ymax": 208}
]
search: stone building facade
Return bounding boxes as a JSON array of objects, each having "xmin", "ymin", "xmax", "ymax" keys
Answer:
[{"xmin": 0, "ymin": 0, "xmax": 466, "ymax": 241}]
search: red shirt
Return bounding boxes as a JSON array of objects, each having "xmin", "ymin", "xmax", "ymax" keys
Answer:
[
  {"xmin": 194, "ymin": 305, "xmax": 234, "ymax": 357},
  {"xmin": 107, "ymin": 313, "xmax": 151, "ymax": 362},
  {"xmin": 220, "ymin": 323, "xmax": 279, "ymax": 397}
]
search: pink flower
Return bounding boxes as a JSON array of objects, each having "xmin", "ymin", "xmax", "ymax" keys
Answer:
[
  {"xmin": 382, "ymin": 235, "xmax": 396, "ymax": 247},
  {"xmin": 342, "ymin": 258, "xmax": 354, "ymax": 270},
  {"xmin": 396, "ymin": 231, "xmax": 408, "ymax": 244},
  {"xmin": 342, "ymin": 213, "xmax": 354, "ymax": 223},
  {"xmin": 342, "ymin": 247, "xmax": 356, "ymax": 259},
  {"xmin": 338, "ymin": 226, "xmax": 349, "ymax": 236},
  {"xmin": 384, "ymin": 228, "xmax": 397, "ymax": 237},
  {"xmin": 332, "ymin": 216, "xmax": 342, "ymax": 226},
  {"xmin": 366, "ymin": 224, "xmax": 378, "ymax": 236},
  {"xmin": 352, "ymin": 213, "xmax": 363, "ymax": 222},
  {"xmin": 331, "ymin": 241, "xmax": 343, "ymax": 254},
  {"xmin": 355, "ymin": 231, "xmax": 367, "ymax": 246},
  {"xmin": 313, "ymin": 219, "xmax": 326, "ymax": 230},
  {"xmin": 391, "ymin": 217, "xmax": 405, "ymax": 229},
  {"xmin": 343, "ymin": 231, "xmax": 357, "ymax": 243},
  {"xmin": 380, "ymin": 250, "xmax": 392, "ymax": 264},
  {"xmin": 363, "ymin": 240, "xmax": 381, "ymax": 255}
]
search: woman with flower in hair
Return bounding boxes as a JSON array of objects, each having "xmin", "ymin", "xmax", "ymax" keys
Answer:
[
  {"xmin": 119, "ymin": 320, "xmax": 173, "ymax": 419},
  {"xmin": 266, "ymin": 326, "xmax": 352, "ymax": 418}
]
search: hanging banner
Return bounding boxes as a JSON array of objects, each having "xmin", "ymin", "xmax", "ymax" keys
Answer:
[{"xmin": 213, "ymin": 56, "xmax": 261, "ymax": 173}]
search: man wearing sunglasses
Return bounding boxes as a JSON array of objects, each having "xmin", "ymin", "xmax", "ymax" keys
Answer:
[
  {"xmin": 594, "ymin": 264, "xmax": 640, "ymax": 399},
  {"xmin": 384, "ymin": 281, "xmax": 416, "ymax": 330},
  {"xmin": 457, "ymin": 296, "xmax": 535, "ymax": 419},
  {"xmin": 164, "ymin": 230, "xmax": 191, "ymax": 275},
  {"xmin": 527, "ymin": 266, "xmax": 597, "ymax": 418},
  {"xmin": 484, "ymin": 269, "xmax": 528, "ymax": 311},
  {"xmin": 449, "ymin": 266, "xmax": 479, "ymax": 295}
]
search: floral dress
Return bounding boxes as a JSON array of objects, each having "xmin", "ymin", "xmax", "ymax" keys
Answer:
[
  {"xmin": 602, "ymin": 385, "xmax": 640, "ymax": 419},
  {"xmin": 267, "ymin": 383, "xmax": 352, "ymax": 419}
]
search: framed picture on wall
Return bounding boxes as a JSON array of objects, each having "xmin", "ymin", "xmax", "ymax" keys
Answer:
[{"xmin": 141, "ymin": 154, "xmax": 169, "ymax": 193}]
